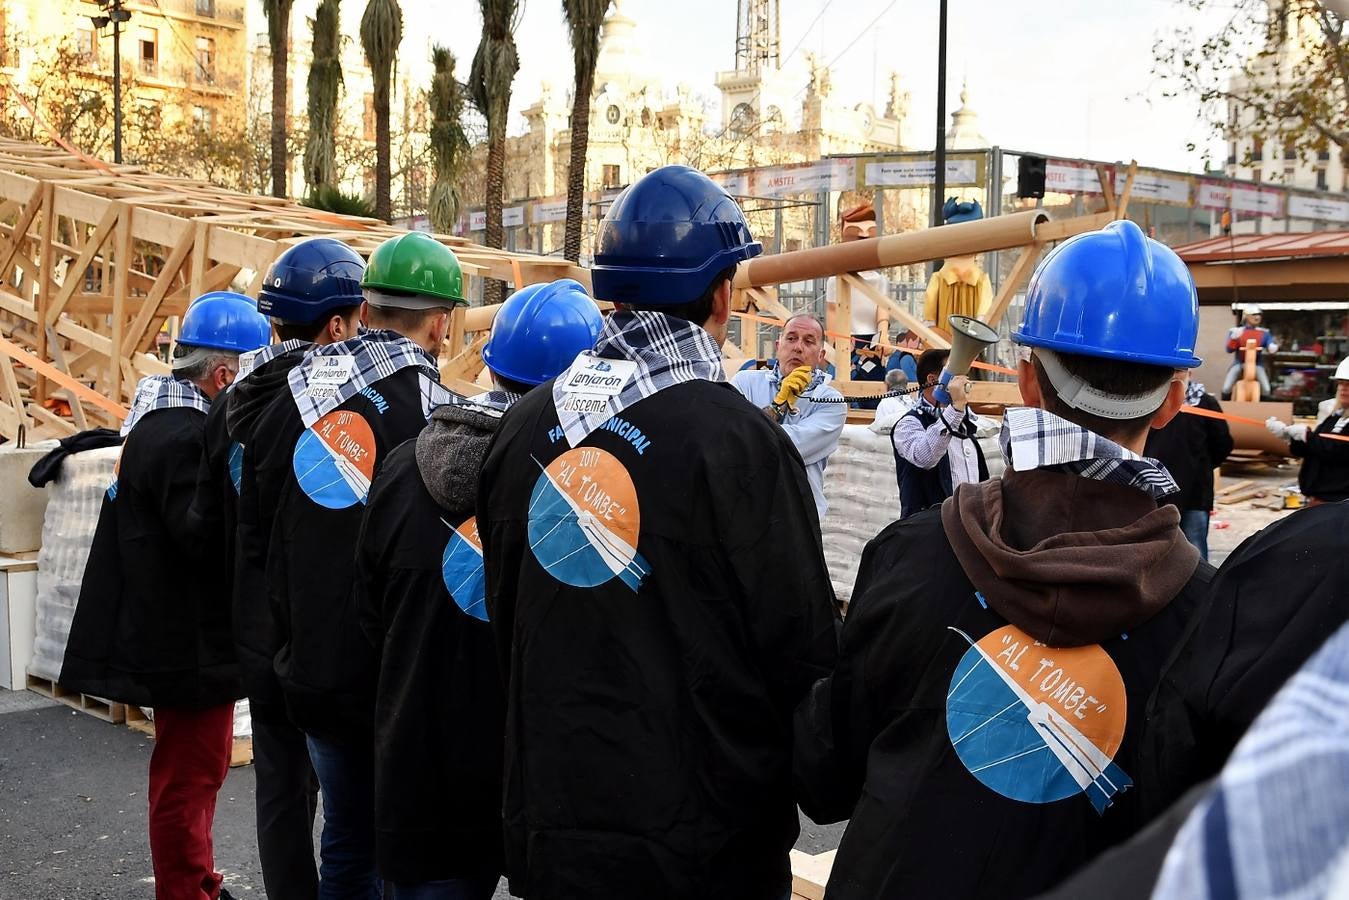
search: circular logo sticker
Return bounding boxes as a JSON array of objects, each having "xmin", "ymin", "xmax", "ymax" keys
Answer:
[
  {"xmin": 442, "ymin": 516, "xmax": 488, "ymax": 622},
  {"xmin": 290, "ymin": 410, "xmax": 376, "ymax": 509},
  {"xmin": 946, "ymin": 625, "xmax": 1131, "ymax": 814},
  {"xmin": 228, "ymin": 441, "xmax": 244, "ymax": 495},
  {"xmin": 527, "ymin": 447, "xmax": 650, "ymax": 592}
]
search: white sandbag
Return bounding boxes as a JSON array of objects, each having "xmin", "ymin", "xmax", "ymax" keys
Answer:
[
  {"xmin": 820, "ymin": 423, "xmax": 1005, "ymax": 603},
  {"xmin": 28, "ymin": 446, "xmax": 120, "ymax": 681}
]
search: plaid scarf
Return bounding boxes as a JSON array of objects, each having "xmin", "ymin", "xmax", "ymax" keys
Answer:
[
  {"xmin": 120, "ymin": 375, "xmax": 210, "ymax": 436},
  {"xmin": 1184, "ymin": 380, "xmax": 1208, "ymax": 407},
  {"xmin": 434, "ymin": 389, "xmax": 520, "ymax": 420},
  {"xmin": 1000, "ymin": 407, "xmax": 1179, "ymax": 500},
  {"xmin": 768, "ymin": 360, "xmax": 829, "ymax": 399},
  {"xmin": 288, "ymin": 329, "xmax": 444, "ymax": 428},
  {"xmin": 1152, "ymin": 620, "xmax": 1349, "ymax": 900},
  {"xmin": 238, "ymin": 339, "xmax": 309, "ymax": 380},
  {"xmin": 553, "ymin": 310, "xmax": 724, "ymax": 447}
]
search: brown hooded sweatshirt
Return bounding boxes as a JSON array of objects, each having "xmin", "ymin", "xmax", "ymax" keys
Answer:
[
  {"xmin": 942, "ymin": 468, "xmax": 1200, "ymax": 646},
  {"xmin": 794, "ymin": 465, "xmax": 1212, "ymax": 900}
]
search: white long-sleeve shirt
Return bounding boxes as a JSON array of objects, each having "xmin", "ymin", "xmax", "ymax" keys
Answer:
[
  {"xmin": 731, "ymin": 367, "xmax": 846, "ymax": 520},
  {"xmin": 892, "ymin": 395, "xmax": 984, "ymax": 487}
]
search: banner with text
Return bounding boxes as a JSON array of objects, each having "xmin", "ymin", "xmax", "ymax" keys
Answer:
[
  {"xmin": 1287, "ymin": 193, "xmax": 1349, "ymax": 223},
  {"xmin": 749, "ymin": 159, "xmax": 857, "ymax": 197},
  {"xmin": 1115, "ymin": 169, "xmax": 1193, "ymax": 206},
  {"xmin": 1046, "ymin": 160, "xmax": 1109, "ymax": 195},
  {"xmin": 863, "ymin": 156, "xmax": 982, "ymax": 188},
  {"xmin": 1197, "ymin": 180, "xmax": 1284, "ymax": 217}
]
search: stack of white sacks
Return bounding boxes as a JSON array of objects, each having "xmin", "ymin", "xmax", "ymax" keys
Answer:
[
  {"xmin": 28, "ymin": 445, "xmax": 250, "ymax": 739},
  {"xmin": 820, "ymin": 409, "xmax": 1004, "ymax": 605}
]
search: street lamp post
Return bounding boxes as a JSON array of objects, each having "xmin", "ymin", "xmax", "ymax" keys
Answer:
[
  {"xmin": 931, "ymin": 0, "xmax": 948, "ymax": 229},
  {"xmin": 91, "ymin": 0, "xmax": 130, "ymax": 163}
]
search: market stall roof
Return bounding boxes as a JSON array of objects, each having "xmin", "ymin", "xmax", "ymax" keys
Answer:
[{"xmin": 1174, "ymin": 231, "xmax": 1349, "ymax": 303}]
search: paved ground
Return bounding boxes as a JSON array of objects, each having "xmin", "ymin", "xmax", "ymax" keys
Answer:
[{"xmin": 0, "ymin": 691, "xmax": 843, "ymax": 899}]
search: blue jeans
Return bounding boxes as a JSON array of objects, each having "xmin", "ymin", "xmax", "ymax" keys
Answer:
[
  {"xmin": 305, "ymin": 734, "xmax": 381, "ymax": 900},
  {"xmin": 1180, "ymin": 508, "xmax": 1210, "ymax": 561},
  {"xmin": 387, "ymin": 877, "xmax": 498, "ymax": 900}
]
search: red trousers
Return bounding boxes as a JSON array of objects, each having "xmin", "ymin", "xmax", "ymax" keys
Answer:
[{"xmin": 148, "ymin": 703, "xmax": 235, "ymax": 900}]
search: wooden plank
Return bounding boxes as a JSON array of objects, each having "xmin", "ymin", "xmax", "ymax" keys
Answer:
[
  {"xmin": 121, "ymin": 225, "xmax": 195, "ymax": 356},
  {"xmin": 35, "ymin": 183, "xmax": 56, "ymax": 404},
  {"xmin": 0, "ymin": 182, "xmax": 44, "ymax": 287},
  {"xmin": 45, "ymin": 328, "xmax": 90, "ymax": 430},
  {"xmin": 440, "ymin": 333, "xmax": 490, "ymax": 384},
  {"xmin": 833, "ymin": 274, "xmax": 853, "ymax": 388},
  {"xmin": 970, "ymin": 380, "xmax": 1023, "ymax": 406},
  {"xmin": 0, "ymin": 336, "xmax": 128, "ymax": 419},
  {"xmin": 842, "ymin": 272, "xmax": 951, "ymax": 350},
  {"xmin": 1216, "ymin": 478, "xmax": 1255, "ymax": 497},
  {"xmin": 25, "ymin": 403, "xmax": 78, "ymax": 436},
  {"xmin": 1116, "ymin": 161, "xmax": 1138, "ymax": 219},
  {"xmin": 46, "ymin": 203, "xmax": 120, "ymax": 326},
  {"xmin": 985, "ymin": 244, "xmax": 1042, "ymax": 327},
  {"xmin": 1033, "ymin": 212, "xmax": 1116, "ymax": 244}
]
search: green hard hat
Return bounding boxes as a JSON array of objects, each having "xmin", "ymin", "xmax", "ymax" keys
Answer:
[{"xmin": 361, "ymin": 232, "xmax": 466, "ymax": 308}]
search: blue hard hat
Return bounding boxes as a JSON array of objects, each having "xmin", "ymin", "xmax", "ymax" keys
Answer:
[
  {"xmin": 1014, "ymin": 219, "xmax": 1201, "ymax": 369},
  {"xmin": 943, "ymin": 197, "xmax": 983, "ymax": 225},
  {"xmin": 482, "ymin": 279, "xmax": 604, "ymax": 386},
  {"xmin": 591, "ymin": 165, "xmax": 762, "ymax": 305},
  {"xmin": 257, "ymin": 238, "xmax": 365, "ymax": 323},
  {"xmin": 178, "ymin": 291, "xmax": 272, "ymax": 354}
]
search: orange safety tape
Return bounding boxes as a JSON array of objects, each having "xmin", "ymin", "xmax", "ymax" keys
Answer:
[
  {"xmin": 0, "ymin": 336, "xmax": 129, "ymax": 420},
  {"xmin": 1178, "ymin": 401, "xmax": 1349, "ymax": 443}
]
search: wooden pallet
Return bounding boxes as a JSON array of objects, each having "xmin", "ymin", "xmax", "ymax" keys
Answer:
[
  {"xmin": 25, "ymin": 673, "xmax": 126, "ymax": 724},
  {"xmin": 122, "ymin": 706, "xmax": 253, "ymax": 768}
]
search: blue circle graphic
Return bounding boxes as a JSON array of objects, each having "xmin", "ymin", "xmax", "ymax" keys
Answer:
[
  {"xmin": 527, "ymin": 473, "xmax": 623, "ymax": 588},
  {"xmin": 228, "ymin": 441, "xmax": 244, "ymax": 494},
  {"xmin": 946, "ymin": 646, "xmax": 1080, "ymax": 805},
  {"xmin": 442, "ymin": 527, "xmax": 488, "ymax": 622},
  {"xmin": 291, "ymin": 428, "xmax": 367, "ymax": 509}
]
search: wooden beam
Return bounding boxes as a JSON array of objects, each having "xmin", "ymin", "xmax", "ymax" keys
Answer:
[
  {"xmin": 111, "ymin": 206, "xmax": 132, "ymax": 402},
  {"xmin": 122, "ymin": 225, "xmax": 195, "ymax": 356},
  {"xmin": 832, "ymin": 274, "xmax": 853, "ymax": 388},
  {"xmin": 439, "ymin": 333, "xmax": 490, "ymax": 385},
  {"xmin": 0, "ymin": 336, "xmax": 128, "ymax": 420},
  {"xmin": 46, "ymin": 202, "xmax": 120, "ymax": 326},
  {"xmin": 1033, "ymin": 211, "xmax": 1116, "ymax": 244},
  {"xmin": 0, "ymin": 182, "xmax": 44, "ymax": 287},
  {"xmin": 841, "ymin": 272, "xmax": 951, "ymax": 350},
  {"xmin": 1115, "ymin": 161, "xmax": 1138, "ymax": 219},
  {"xmin": 985, "ymin": 244, "xmax": 1043, "ymax": 326}
]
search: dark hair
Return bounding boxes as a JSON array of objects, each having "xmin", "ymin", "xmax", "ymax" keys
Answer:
[
  {"xmin": 917, "ymin": 348, "xmax": 950, "ymax": 385},
  {"xmin": 494, "ymin": 372, "xmax": 536, "ymax": 396},
  {"xmin": 634, "ymin": 265, "xmax": 737, "ymax": 326},
  {"xmin": 275, "ymin": 306, "xmax": 360, "ymax": 343},
  {"xmin": 1032, "ymin": 351, "xmax": 1175, "ymax": 440},
  {"xmin": 367, "ymin": 304, "xmax": 450, "ymax": 335}
]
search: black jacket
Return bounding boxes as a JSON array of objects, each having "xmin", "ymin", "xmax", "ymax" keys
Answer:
[
  {"xmin": 61, "ymin": 406, "xmax": 242, "ymax": 708},
  {"xmin": 246, "ymin": 365, "xmax": 430, "ymax": 740},
  {"xmin": 478, "ymin": 379, "xmax": 840, "ymax": 900},
  {"xmin": 355, "ymin": 405, "xmax": 506, "ymax": 884},
  {"xmin": 207, "ymin": 346, "xmax": 309, "ymax": 704},
  {"xmin": 794, "ymin": 470, "xmax": 1211, "ymax": 900},
  {"xmin": 1292, "ymin": 410, "xmax": 1349, "ymax": 501},
  {"xmin": 1138, "ymin": 501, "xmax": 1349, "ymax": 819},
  {"xmin": 891, "ymin": 403, "xmax": 987, "ymax": 519},
  {"xmin": 1144, "ymin": 392, "xmax": 1234, "ymax": 512}
]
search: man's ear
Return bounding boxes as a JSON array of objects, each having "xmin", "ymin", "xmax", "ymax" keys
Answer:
[
  {"xmin": 1017, "ymin": 357, "xmax": 1043, "ymax": 409},
  {"xmin": 711, "ymin": 280, "xmax": 732, "ymax": 327},
  {"xmin": 1149, "ymin": 378, "xmax": 1187, "ymax": 431}
]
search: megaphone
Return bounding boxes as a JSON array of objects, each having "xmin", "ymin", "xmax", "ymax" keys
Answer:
[{"xmin": 933, "ymin": 315, "xmax": 1000, "ymax": 405}]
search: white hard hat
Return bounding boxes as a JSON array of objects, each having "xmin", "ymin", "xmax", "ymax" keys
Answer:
[
  {"xmin": 1334, "ymin": 357, "xmax": 1349, "ymax": 381},
  {"xmin": 1244, "ymin": 303, "xmax": 1264, "ymax": 315}
]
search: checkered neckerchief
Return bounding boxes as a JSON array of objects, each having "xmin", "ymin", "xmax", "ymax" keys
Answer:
[
  {"xmin": 1152, "ymin": 620, "xmax": 1349, "ymax": 900},
  {"xmin": 120, "ymin": 375, "xmax": 210, "ymax": 436},
  {"xmin": 433, "ymin": 389, "xmax": 521, "ymax": 421},
  {"xmin": 288, "ymin": 328, "xmax": 445, "ymax": 428},
  {"xmin": 553, "ymin": 310, "xmax": 724, "ymax": 447},
  {"xmin": 1184, "ymin": 380, "xmax": 1207, "ymax": 407},
  {"xmin": 238, "ymin": 339, "xmax": 310, "ymax": 380},
  {"xmin": 1000, "ymin": 406, "xmax": 1179, "ymax": 500}
]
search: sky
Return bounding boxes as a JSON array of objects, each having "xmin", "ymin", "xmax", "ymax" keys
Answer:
[{"xmin": 399, "ymin": 0, "xmax": 1241, "ymax": 175}]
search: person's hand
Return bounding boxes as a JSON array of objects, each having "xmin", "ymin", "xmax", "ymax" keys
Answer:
[
  {"xmin": 1265, "ymin": 417, "xmax": 1307, "ymax": 441},
  {"xmin": 947, "ymin": 375, "xmax": 972, "ymax": 411},
  {"xmin": 774, "ymin": 365, "xmax": 814, "ymax": 409}
]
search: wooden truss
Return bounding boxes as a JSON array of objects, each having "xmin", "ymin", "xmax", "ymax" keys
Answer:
[{"xmin": 0, "ymin": 137, "xmax": 584, "ymax": 441}]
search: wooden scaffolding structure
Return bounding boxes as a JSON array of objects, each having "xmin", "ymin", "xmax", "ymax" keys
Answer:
[{"xmin": 0, "ymin": 137, "xmax": 585, "ymax": 441}]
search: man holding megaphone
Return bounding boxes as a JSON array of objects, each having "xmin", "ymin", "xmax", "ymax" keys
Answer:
[{"xmin": 889, "ymin": 315, "xmax": 996, "ymax": 520}]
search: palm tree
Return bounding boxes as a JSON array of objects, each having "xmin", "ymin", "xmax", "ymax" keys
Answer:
[
  {"xmin": 360, "ymin": 0, "xmax": 403, "ymax": 221},
  {"xmin": 262, "ymin": 0, "xmax": 295, "ymax": 197},
  {"xmin": 428, "ymin": 46, "xmax": 471, "ymax": 234},
  {"xmin": 303, "ymin": 0, "xmax": 343, "ymax": 197},
  {"xmin": 561, "ymin": 0, "xmax": 611, "ymax": 263},
  {"xmin": 470, "ymin": 0, "xmax": 520, "ymax": 304}
]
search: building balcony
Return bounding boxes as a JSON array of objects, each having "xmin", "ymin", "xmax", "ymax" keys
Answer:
[{"xmin": 130, "ymin": 0, "xmax": 245, "ymax": 26}]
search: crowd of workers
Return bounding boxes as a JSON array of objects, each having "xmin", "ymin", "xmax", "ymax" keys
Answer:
[{"xmin": 45, "ymin": 164, "xmax": 1349, "ymax": 900}]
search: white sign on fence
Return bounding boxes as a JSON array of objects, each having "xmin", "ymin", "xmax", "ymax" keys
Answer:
[
  {"xmin": 469, "ymin": 211, "xmax": 487, "ymax": 232},
  {"xmin": 863, "ymin": 158, "xmax": 979, "ymax": 187},
  {"xmin": 751, "ymin": 159, "xmax": 856, "ymax": 197},
  {"xmin": 532, "ymin": 200, "xmax": 568, "ymax": 224},
  {"xmin": 503, "ymin": 205, "xmax": 526, "ymax": 227},
  {"xmin": 1045, "ymin": 160, "xmax": 1105, "ymax": 195},
  {"xmin": 1117, "ymin": 170, "xmax": 1192, "ymax": 206},
  {"xmin": 1287, "ymin": 193, "xmax": 1349, "ymax": 223}
]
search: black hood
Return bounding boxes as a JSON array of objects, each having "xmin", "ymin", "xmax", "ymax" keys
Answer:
[{"xmin": 225, "ymin": 346, "xmax": 309, "ymax": 444}]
